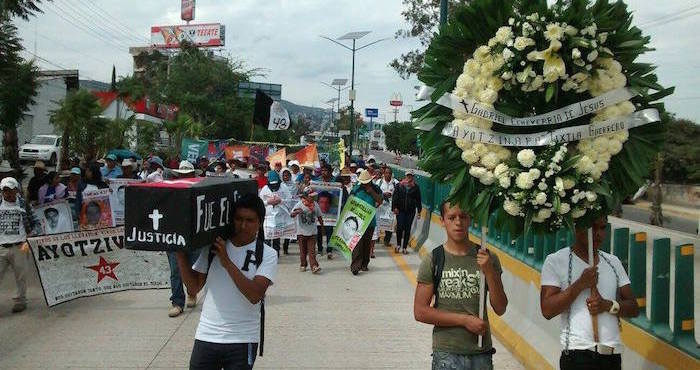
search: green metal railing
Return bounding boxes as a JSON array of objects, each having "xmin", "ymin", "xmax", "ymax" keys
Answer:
[{"xmin": 399, "ymin": 169, "xmax": 698, "ymax": 359}]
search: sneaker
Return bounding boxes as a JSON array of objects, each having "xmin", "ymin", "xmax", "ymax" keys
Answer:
[
  {"xmin": 299, "ymin": 266, "xmax": 307, "ymax": 272},
  {"xmin": 186, "ymin": 295, "xmax": 197, "ymax": 308},
  {"xmin": 311, "ymin": 266, "xmax": 322, "ymax": 274},
  {"xmin": 370, "ymin": 254, "xmax": 376, "ymax": 259},
  {"xmin": 11, "ymin": 302, "xmax": 26, "ymax": 313},
  {"xmin": 168, "ymin": 305, "xmax": 183, "ymax": 318},
  {"xmin": 351, "ymin": 269, "xmax": 359, "ymax": 276},
  {"xmin": 394, "ymin": 246, "xmax": 401, "ymax": 253},
  {"xmin": 327, "ymin": 253, "xmax": 334, "ymax": 260}
]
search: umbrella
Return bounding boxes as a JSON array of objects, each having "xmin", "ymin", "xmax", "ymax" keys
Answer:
[{"xmin": 108, "ymin": 149, "xmax": 142, "ymax": 161}]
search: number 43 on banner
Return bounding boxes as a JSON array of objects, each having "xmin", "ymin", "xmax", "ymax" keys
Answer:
[{"xmin": 268, "ymin": 101, "xmax": 291, "ymax": 130}]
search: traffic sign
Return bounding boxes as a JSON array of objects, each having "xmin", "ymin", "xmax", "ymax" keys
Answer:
[{"xmin": 365, "ymin": 108, "xmax": 378, "ymax": 118}]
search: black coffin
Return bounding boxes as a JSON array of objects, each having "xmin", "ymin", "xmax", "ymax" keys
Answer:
[{"xmin": 124, "ymin": 177, "xmax": 257, "ymax": 251}]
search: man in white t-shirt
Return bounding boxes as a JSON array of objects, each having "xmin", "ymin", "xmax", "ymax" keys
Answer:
[
  {"xmin": 540, "ymin": 216, "xmax": 639, "ymax": 370},
  {"xmin": 177, "ymin": 194, "xmax": 278, "ymax": 370},
  {"xmin": 376, "ymin": 166, "xmax": 399, "ymax": 247}
]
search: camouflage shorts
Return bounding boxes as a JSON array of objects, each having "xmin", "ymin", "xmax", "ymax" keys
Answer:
[{"xmin": 431, "ymin": 351, "xmax": 493, "ymax": 370}]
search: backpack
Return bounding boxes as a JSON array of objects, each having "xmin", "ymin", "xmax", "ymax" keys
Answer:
[
  {"xmin": 431, "ymin": 244, "xmax": 482, "ymax": 308},
  {"xmin": 206, "ymin": 237, "xmax": 266, "ymax": 356}
]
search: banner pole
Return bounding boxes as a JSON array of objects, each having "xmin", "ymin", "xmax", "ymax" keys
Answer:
[
  {"xmin": 588, "ymin": 228, "xmax": 600, "ymax": 343},
  {"xmin": 478, "ymin": 223, "xmax": 487, "ymax": 347}
]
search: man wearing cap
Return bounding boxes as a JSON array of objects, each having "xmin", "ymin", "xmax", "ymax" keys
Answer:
[
  {"xmin": 288, "ymin": 160, "xmax": 301, "ymax": 181},
  {"xmin": 0, "ymin": 177, "xmax": 37, "ymax": 313},
  {"xmin": 349, "ymin": 170, "xmax": 383, "ymax": 275},
  {"xmin": 118, "ymin": 159, "xmax": 140, "ymax": 179},
  {"xmin": 27, "ymin": 161, "xmax": 47, "ymax": 204},
  {"xmin": 146, "ymin": 157, "xmax": 165, "ymax": 183},
  {"xmin": 259, "ymin": 171, "xmax": 291, "ymax": 257},
  {"xmin": 101, "ymin": 154, "xmax": 122, "ymax": 179},
  {"xmin": 170, "ymin": 160, "xmax": 198, "ymax": 179},
  {"xmin": 392, "ymin": 171, "xmax": 422, "ymax": 254}
]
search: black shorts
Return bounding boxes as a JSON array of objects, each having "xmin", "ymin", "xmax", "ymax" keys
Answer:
[{"xmin": 190, "ymin": 339, "xmax": 258, "ymax": 370}]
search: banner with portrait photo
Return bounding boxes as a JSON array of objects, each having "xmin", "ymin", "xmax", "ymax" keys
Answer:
[
  {"xmin": 108, "ymin": 179, "xmax": 143, "ymax": 226},
  {"xmin": 34, "ymin": 200, "xmax": 75, "ymax": 235},
  {"xmin": 0, "ymin": 205, "xmax": 26, "ymax": 243},
  {"xmin": 281, "ymin": 193, "xmax": 300, "ymax": 239},
  {"xmin": 329, "ymin": 196, "xmax": 376, "ymax": 260},
  {"xmin": 80, "ymin": 189, "xmax": 114, "ymax": 230},
  {"xmin": 309, "ymin": 181, "xmax": 343, "ymax": 226},
  {"xmin": 375, "ymin": 200, "xmax": 395, "ymax": 232},
  {"xmin": 28, "ymin": 227, "xmax": 170, "ymax": 307}
]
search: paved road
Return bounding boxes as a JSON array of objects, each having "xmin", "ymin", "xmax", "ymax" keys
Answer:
[
  {"xmin": 621, "ymin": 204, "xmax": 697, "ymax": 235},
  {"xmin": 0, "ymin": 238, "xmax": 523, "ymax": 369}
]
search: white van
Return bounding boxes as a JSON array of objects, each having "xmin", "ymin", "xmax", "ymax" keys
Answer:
[{"xmin": 19, "ymin": 134, "xmax": 61, "ymax": 166}]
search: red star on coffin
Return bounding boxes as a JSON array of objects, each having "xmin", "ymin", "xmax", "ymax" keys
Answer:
[{"xmin": 86, "ymin": 257, "xmax": 120, "ymax": 283}]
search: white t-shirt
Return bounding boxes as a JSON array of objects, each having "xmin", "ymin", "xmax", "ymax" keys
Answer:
[
  {"xmin": 0, "ymin": 200, "xmax": 26, "ymax": 244},
  {"xmin": 540, "ymin": 247, "xmax": 630, "ymax": 352},
  {"xmin": 293, "ymin": 200, "xmax": 321, "ymax": 236},
  {"xmin": 378, "ymin": 178, "xmax": 398, "ymax": 196},
  {"xmin": 192, "ymin": 240, "xmax": 278, "ymax": 344}
]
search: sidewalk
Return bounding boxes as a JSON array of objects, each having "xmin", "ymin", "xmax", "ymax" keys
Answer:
[
  {"xmin": 0, "ymin": 241, "xmax": 523, "ymax": 369},
  {"xmin": 628, "ymin": 200, "xmax": 700, "ymax": 220}
]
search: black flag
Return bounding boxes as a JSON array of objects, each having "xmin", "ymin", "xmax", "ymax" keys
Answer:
[{"xmin": 253, "ymin": 89, "xmax": 290, "ymax": 130}]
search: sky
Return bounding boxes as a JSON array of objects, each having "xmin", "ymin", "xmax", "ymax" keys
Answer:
[{"xmin": 14, "ymin": 0, "xmax": 700, "ymax": 123}]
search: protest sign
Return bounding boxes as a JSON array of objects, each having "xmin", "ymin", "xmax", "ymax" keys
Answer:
[
  {"xmin": 249, "ymin": 145, "xmax": 269, "ymax": 166},
  {"xmin": 181, "ymin": 138, "xmax": 208, "ymax": 163},
  {"xmin": 124, "ymin": 177, "xmax": 257, "ymax": 251},
  {"xmin": 108, "ymin": 179, "xmax": 143, "ymax": 226},
  {"xmin": 294, "ymin": 144, "xmax": 319, "ymax": 168},
  {"xmin": 376, "ymin": 200, "xmax": 395, "ymax": 232},
  {"xmin": 35, "ymin": 200, "xmax": 74, "ymax": 235},
  {"xmin": 0, "ymin": 204, "xmax": 25, "ymax": 242},
  {"xmin": 28, "ymin": 227, "xmax": 170, "ymax": 307},
  {"xmin": 309, "ymin": 181, "xmax": 343, "ymax": 226},
  {"xmin": 329, "ymin": 195, "xmax": 376, "ymax": 259},
  {"xmin": 224, "ymin": 145, "xmax": 250, "ymax": 161},
  {"xmin": 80, "ymin": 189, "xmax": 114, "ymax": 230},
  {"xmin": 207, "ymin": 140, "xmax": 229, "ymax": 159},
  {"xmin": 281, "ymin": 193, "xmax": 300, "ymax": 239}
]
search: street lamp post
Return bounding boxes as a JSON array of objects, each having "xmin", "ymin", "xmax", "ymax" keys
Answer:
[
  {"xmin": 321, "ymin": 31, "xmax": 387, "ymax": 155},
  {"xmin": 321, "ymin": 79, "xmax": 349, "ymax": 134}
]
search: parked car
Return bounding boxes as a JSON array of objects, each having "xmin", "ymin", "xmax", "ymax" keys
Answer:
[{"xmin": 19, "ymin": 134, "xmax": 61, "ymax": 166}]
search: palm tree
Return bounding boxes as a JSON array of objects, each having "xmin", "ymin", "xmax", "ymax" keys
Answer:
[
  {"xmin": 50, "ymin": 89, "xmax": 104, "ymax": 163},
  {"xmin": 163, "ymin": 113, "xmax": 207, "ymax": 155}
]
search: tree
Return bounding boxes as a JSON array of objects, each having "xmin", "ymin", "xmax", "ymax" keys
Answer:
[
  {"xmin": 50, "ymin": 89, "xmax": 104, "ymax": 162},
  {"xmin": 391, "ymin": 0, "xmax": 469, "ymax": 79},
  {"xmin": 383, "ymin": 121, "xmax": 419, "ymax": 156},
  {"xmin": 162, "ymin": 113, "xmax": 207, "ymax": 156},
  {"xmin": 660, "ymin": 117, "xmax": 699, "ymax": 184},
  {"xmin": 0, "ymin": 17, "xmax": 39, "ymax": 176},
  {"xmin": 0, "ymin": 0, "xmax": 45, "ymax": 20}
]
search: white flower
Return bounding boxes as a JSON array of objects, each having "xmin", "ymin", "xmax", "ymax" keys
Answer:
[
  {"xmin": 608, "ymin": 139, "xmax": 623, "ymax": 154},
  {"xmin": 533, "ymin": 208, "xmax": 552, "ymax": 223},
  {"xmin": 575, "ymin": 155, "xmax": 595, "ymax": 174},
  {"xmin": 516, "ymin": 172, "xmax": 535, "ymax": 189},
  {"xmin": 526, "ymin": 13, "xmax": 539, "ymax": 22},
  {"xmin": 494, "ymin": 163, "xmax": 509, "ymax": 177},
  {"xmin": 465, "ymin": 59, "xmax": 480, "ymax": 76},
  {"xmin": 572, "ymin": 208, "xmax": 586, "ymax": 218},
  {"xmin": 502, "ymin": 47, "xmax": 515, "ymax": 61},
  {"xmin": 585, "ymin": 191, "xmax": 597, "ymax": 202},
  {"xmin": 572, "ymin": 48, "xmax": 582, "ymax": 59},
  {"xmin": 508, "ymin": 17, "xmax": 515, "ymax": 26},
  {"xmin": 517, "ymin": 149, "xmax": 536, "ymax": 168},
  {"xmin": 534, "ymin": 192, "xmax": 547, "ymax": 205},
  {"xmin": 498, "ymin": 176, "xmax": 511, "ymax": 189},
  {"xmin": 473, "ymin": 143, "xmax": 487, "ymax": 156},
  {"xmin": 538, "ymin": 181, "xmax": 548, "ymax": 191},
  {"xmin": 479, "ymin": 89, "xmax": 498, "ymax": 105},
  {"xmin": 513, "ymin": 37, "xmax": 535, "ymax": 51},
  {"xmin": 501, "ymin": 71, "xmax": 513, "ymax": 80},
  {"xmin": 495, "ymin": 26, "xmax": 514, "ymax": 44},
  {"xmin": 598, "ymin": 32, "xmax": 608, "ymax": 44},
  {"xmin": 522, "ymin": 22, "xmax": 534, "ymax": 37},
  {"xmin": 558, "ymin": 203, "xmax": 571, "ymax": 214},
  {"xmin": 564, "ymin": 25, "xmax": 578, "ymax": 36},
  {"xmin": 461, "ymin": 150, "xmax": 479, "ymax": 164},
  {"xmin": 503, "ymin": 199, "xmax": 521, "ymax": 216},
  {"xmin": 563, "ymin": 177, "xmax": 575, "ymax": 190},
  {"xmin": 480, "ymin": 171, "xmax": 496, "ymax": 185},
  {"xmin": 587, "ymin": 50, "xmax": 599, "ymax": 62},
  {"xmin": 474, "ymin": 46, "xmax": 491, "ymax": 61},
  {"xmin": 480, "ymin": 152, "xmax": 500, "ymax": 169},
  {"xmin": 469, "ymin": 166, "xmax": 487, "ymax": 179},
  {"xmin": 529, "ymin": 168, "xmax": 541, "ymax": 180},
  {"xmin": 544, "ymin": 23, "xmax": 564, "ymax": 41}
]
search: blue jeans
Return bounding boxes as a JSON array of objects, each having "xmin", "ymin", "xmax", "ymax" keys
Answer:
[
  {"xmin": 432, "ymin": 351, "xmax": 493, "ymax": 370},
  {"xmin": 167, "ymin": 250, "xmax": 198, "ymax": 308}
]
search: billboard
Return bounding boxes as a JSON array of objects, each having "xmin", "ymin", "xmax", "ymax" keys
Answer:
[
  {"xmin": 181, "ymin": 0, "xmax": 195, "ymax": 21},
  {"xmin": 151, "ymin": 23, "xmax": 225, "ymax": 49},
  {"xmin": 365, "ymin": 108, "xmax": 378, "ymax": 118}
]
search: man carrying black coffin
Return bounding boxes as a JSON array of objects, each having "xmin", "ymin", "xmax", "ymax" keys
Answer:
[{"xmin": 177, "ymin": 194, "xmax": 278, "ymax": 370}]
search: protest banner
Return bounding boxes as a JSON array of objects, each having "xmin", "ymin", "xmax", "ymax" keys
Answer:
[
  {"xmin": 281, "ymin": 193, "xmax": 300, "ymax": 239},
  {"xmin": 34, "ymin": 200, "xmax": 74, "ymax": 235},
  {"xmin": 249, "ymin": 145, "xmax": 269, "ymax": 166},
  {"xmin": 0, "ymin": 203, "xmax": 26, "ymax": 241},
  {"xmin": 329, "ymin": 195, "xmax": 376, "ymax": 259},
  {"xmin": 80, "ymin": 189, "xmax": 114, "ymax": 230},
  {"xmin": 294, "ymin": 144, "xmax": 319, "ymax": 168},
  {"xmin": 266, "ymin": 148, "xmax": 286, "ymax": 167},
  {"xmin": 28, "ymin": 227, "xmax": 170, "ymax": 307},
  {"xmin": 108, "ymin": 179, "xmax": 144, "ymax": 226},
  {"xmin": 224, "ymin": 145, "xmax": 250, "ymax": 161},
  {"xmin": 124, "ymin": 177, "xmax": 257, "ymax": 251},
  {"xmin": 207, "ymin": 140, "xmax": 229, "ymax": 159},
  {"xmin": 309, "ymin": 181, "xmax": 343, "ymax": 226},
  {"xmin": 181, "ymin": 138, "xmax": 208, "ymax": 163},
  {"xmin": 375, "ymin": 200, "xmax": 395, "ymax": 232}
]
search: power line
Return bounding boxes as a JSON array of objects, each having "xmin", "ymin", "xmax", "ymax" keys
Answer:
[
  {"xmin": 45, "ymin": 3, "xmax": 131, "ymax": 51},
  {"xmin": 22, "ymin": 49, "xmax": 102, "ymax": 82},
  {"xmin": 34, "ymin": 33, "xmax": 111, "ymax": 66},
  {"xmin": 58, "ymin": 0, "xmax": 140, "ymax": 45},
  {"xmin": 67, "ymin": 0, "xmax": 147, "ymax": 45},
  {"xmin": 644, "ymin": 10, "xmax": 700, "ymax": 29},
  {"xmin": 76, "ymin": 0, "xmax": 150, "ymax": 44},
  {"xmin": 638, "ymin": 4, "xmax": 700, "ymax": 27}
]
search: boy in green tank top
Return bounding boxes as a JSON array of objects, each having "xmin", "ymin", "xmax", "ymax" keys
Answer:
[{"xmin": 415, "ymin": 201, "xmax": 508, "ymax": 370}]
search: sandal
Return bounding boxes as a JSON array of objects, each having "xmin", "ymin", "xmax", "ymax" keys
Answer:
[
  {"xmin": 394, "ymin": 246, "xmax": 400, "ymax": 253},
  {"xmin": 402, "ymin": 249, "xmax": 409, "ymax": 255},
  {"xmin": 311, "ymin": 266, "xmax": 322, "ymax": 274}
]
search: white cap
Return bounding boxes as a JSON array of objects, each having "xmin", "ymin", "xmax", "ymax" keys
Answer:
[{"xmin": 0, "ymin": 177, "xmax": 19, "ymax": 190}]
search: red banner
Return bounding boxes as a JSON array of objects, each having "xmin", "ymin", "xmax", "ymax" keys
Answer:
[
  {"xmin": 224, "ymin": 145, "xmax": 250, "ymax": 161},
  {"xmin": 266, "ymin": 148, "xmax": 286, "ymax": 166},
  {"xmin": 294, "ymin": 144, "xmax": 319, "ymax": 168}
]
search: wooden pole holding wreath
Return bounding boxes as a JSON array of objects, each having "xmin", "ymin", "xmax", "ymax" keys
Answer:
[
  {"xmin": 588, "ymin": 228, "xmax": 600, "ymax": 342},
  {"xmin": 477, "ymin": 224, "xmax": 487, "ymax": 347}
]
